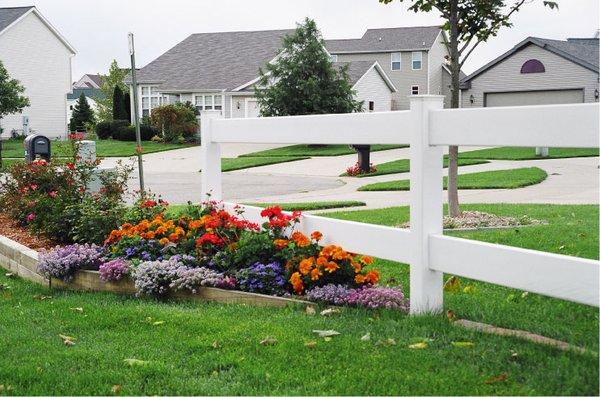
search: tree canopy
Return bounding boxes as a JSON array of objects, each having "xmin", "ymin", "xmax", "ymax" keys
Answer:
[
  {"xmin": 69, "ymin": 92, "xmax": 95, "ymax": 132},
  {"xmin": 96, "ymin": 60, "xmax": 129, "ymax": 122},
  {"xmin": 0, "ymin": 60, "xmax": 29, "ymax": 121},
  {"xmin": 255, "ymin": 18, "xmax": 363, "ymax": 116}
]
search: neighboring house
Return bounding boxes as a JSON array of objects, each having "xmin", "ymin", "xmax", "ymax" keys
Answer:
[
  {"xmin": 460, "ymin": 36, "xmax": 599, "ymax": 108},
  {"xmin": 0, "ymin": 6, "xmax": 75, "ymax": 139},
  {"xmin": 128, "ymin": 28, "xmax": 423, "ymax": 120},
  {"xmin": 326, "ymin": 26, "xmax": 451, "ymax": 110},
  {"xmin": 73, "ymin": 73, "xmax": 103, "ymax": 89},
  {"xmin": 66, "ymin": 87, "xmax": 105, "ymax": 123}
]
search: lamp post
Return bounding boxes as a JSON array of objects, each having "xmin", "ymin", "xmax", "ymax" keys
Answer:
[{"xmin": 128, "ymin": 32, "xmax": 145, "ymax": 191}]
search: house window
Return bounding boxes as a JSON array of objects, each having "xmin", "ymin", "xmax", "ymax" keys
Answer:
[
  {"xmin": 140, "ymin": 85, "xmax": 162, "ymax": 117},
  {"xmin": 195, "ymin": 94, "xmax": 223, "ymax": 113},
  {"xmin": 521, "ymin": 59, "xmax": 545, "ymax": 73},
  {"xmin": 411, "ymin": 86, "xmax": 419, "ymax": 95},
  {"xmin": 391, "ymin": 52, "xmax": 401, "ymax": 70},
  {"xmin": 368, "ymin": 101, "xmax": 374, "ymax": 111},
  {"xmin": 330, "ymin": 54, "xmax": 338, "ymax": 62},
  {"xmin": 412, "ymin": 51, "xmax": 422, "ymax": 70},
  {"xmin": 214, "ymin": 95, "xmax": 223, "ymax": 110}
]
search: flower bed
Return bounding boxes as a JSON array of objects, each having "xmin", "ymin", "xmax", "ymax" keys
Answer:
[{"xmin": 36, "ymin": 200, "xmax": 409, "ymax": 311}]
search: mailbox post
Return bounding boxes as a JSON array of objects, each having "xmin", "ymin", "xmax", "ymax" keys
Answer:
[
  {"xmin": 24, "ymin": 134, "xmax": 51, "ymax": 163},
  {"xmin": 350, "ymin": 144, "xmax": 371, "ymax": 173}
]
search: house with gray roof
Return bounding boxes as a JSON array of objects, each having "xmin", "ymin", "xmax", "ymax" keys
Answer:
[
  {"xmin": 0, "ymin": 6, "xmax": 75, "ymax": 138},
  {"xmin": 128, "ymin": 26, "xmax": 450, "ymax": 120},
  {"xmin": 460, "ymin": 36, "xmax": 599, "ymax": 108},
  {"xmin": 73, "ymin": 74, "xmax": 104, "ymax": 89}
]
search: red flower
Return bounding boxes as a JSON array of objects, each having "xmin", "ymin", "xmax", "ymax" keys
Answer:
[
  {"xmin": 48, "ymin": 191, "xmax": 57, "ymax": 198},
  {"xmin": 142, "ymin": 200, "xmax": 157, "ymax": 208},
  {"xmin": 195, "ymin": 233, "xmax": 224, "ymax": 247},
  {"xmin": 66, "ymin": 162, "xmax": 75, "ymax": 170},
  {"xmin": 30, "ymin": 184, "xmax": 38, "ymax": 191}
]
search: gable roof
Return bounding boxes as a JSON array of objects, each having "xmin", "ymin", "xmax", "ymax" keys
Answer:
[
  {"xmin": 0, "ymin": 6, "xmax": 75, "ymax": 54},
  {"xmin": 131, "ymin": 29, "xmax": 294, "ymax": 92},
  {"xmin": 462, "ymin": 36, "xmax": 599, "ymax": 85},
  {"xmin": 67, "ymin": 87, "xmax": 105, "ymax": 101},
  {"xmin": 85, "ymin": 74, "xmax": 103, "ymax": 87},
  {"xmin": 325, "ymin": 26, "xmax": 441, "ymax": 54},
  {"xmin": 336, "ymin": 61, "xmax": 397, "ymax": 92}
]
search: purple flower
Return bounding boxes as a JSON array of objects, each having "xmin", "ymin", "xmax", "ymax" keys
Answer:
[
  {"xmin": 346, "ymin": 286, "xmax": 409, "ymax": 312},
  {"xmin": 38, "ymin": 244, "xmax": 105, "ymax": 282},
  {"xmin": 236, "ymin": 262, "xmax": 286, "ymax": 295},
  {"xmin": 99, "ymin": 258, "xmax": 130, "ymax": 282},
  {"xmin": 170, "ymin": 266, "xmax": 228, "ymax": 293},
  {"xmin": 306, "ymin": 284, "xmax": 354, "ymax": 305}
]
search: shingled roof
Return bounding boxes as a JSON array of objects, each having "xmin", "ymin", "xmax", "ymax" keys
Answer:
[
  {"xmin": 0, "ymin": 6, "xmax": 33, "ymax": 33},
  {"xmin": 462, "ymin": 36, "xmax": 599, "ymax": 84},
  {"xmin": 132, "ymin": 29, "xmax": 294, "ymax": 91},
  {"xmin": 325, "ymin": 26, "xmax": 442, "ymax": 53},
  {"xmin": 335, "ymin": 61, "xmax": 397, "ymax": 91}
]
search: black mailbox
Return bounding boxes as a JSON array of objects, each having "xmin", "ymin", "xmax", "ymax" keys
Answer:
[
  {"xmin": 24, "ymin": 134, "xmax": 51, "ymax": 163},
  {"xmin": 349, "ymin": 144, "xmax": 371, "ymax": 173}
]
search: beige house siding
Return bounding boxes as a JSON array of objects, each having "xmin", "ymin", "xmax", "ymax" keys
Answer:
[
  {"xmin": 427, "ymin": 31, "xmax": 450, "ymax": 105},
  {"xmin": 0, "ymin": 11, "xmax": 73, "ymax": 138},
  {"xmin": 353, "ymin": 67, "xmax": 393, "ymax": 111},
  {"xmin": 461, "ymin": 43, "xmax": 599, "ymax": 108},
  {"xmin": 335, "ymin": 51, "xmax": 429, "ymax": 110}
]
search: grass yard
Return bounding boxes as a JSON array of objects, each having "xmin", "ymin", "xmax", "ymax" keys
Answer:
[
  {"xmin": 342, "ymin": 157, "xmax": 489, "ymax": 177},
  {"xmin": 458, "ymin": 147, "xmax": 599, "ymax": 161},
  {"xmin": 239, "ymin": 144, "xmax": 406, "ymax": 158},
  {"xmin": 1, "ymin": 139, "xmax": 193, "ymax": 159},
  {"xmin": 358, "ymin": 167, "xmax": 547, "ymax": 191},
  {"xmin": 0, "ymin": 203, "xmax": 597, "ymax": 395},
  {"xmin": 220, "ymin": 156, "xmax": 309, "ymax": 172}
]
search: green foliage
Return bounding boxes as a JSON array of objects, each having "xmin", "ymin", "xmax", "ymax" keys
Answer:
[
  {"xmin": 96, "ymin": 60, "xmax": 129, "ymax": 122},
  {"xmin": 95, "ymin": 121, "xmax": 112, "ymax": 139},
  {"xmin": 66, "ymin": 194, "xmax": 126, "ymax": 244},
  {"xmin": 69, "ymin": 93, "xmax": 95, "ymax": 132},
  {"xmin": 150, "ymin": 102, "xmax": 198, "ymax": 142},
  {"xmin": 112, "ymin": 85, "xmax": 129, "ymax": 121},
  {"xmin": 254, "ymin": 18, "xmax": 363, "ymax": 116},
  {"xmin": 230, "ymin": 231, "xmax": 277, "ymax": 270},
  {"xmin": 0, "ymin": 60, "xmax": 29, "ymax": 121}
]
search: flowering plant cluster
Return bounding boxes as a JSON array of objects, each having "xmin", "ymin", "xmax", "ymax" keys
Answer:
[
  {"xmin": 98, "ymin": 258, "xmax": 129, "ymax": 282},
  {"xmin": 345, "ymin": 162, "xmax": 377, "ymax": 176},
  {"xmin": 38, "ymin": 243, "xmax": 105, "ymax": 282},
  {"xmin": 307, "ymin": 284, "xmax": 409, "ymax": 312},
  {"xmin": 236, "ymin": 262, "xmax": 287, "ymax": 295}
]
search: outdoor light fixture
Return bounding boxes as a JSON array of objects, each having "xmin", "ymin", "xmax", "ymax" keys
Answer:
[
  {"xmin": 469, "ymin": 94, "xmax": 474, "ymax": 104},
  {"xmin": 595, "ymin": 88, "xmax": 599, "ymax": 101},
  {"xmin": 236, "ymin": 101, "xmax": 240, "ymax": 110}
]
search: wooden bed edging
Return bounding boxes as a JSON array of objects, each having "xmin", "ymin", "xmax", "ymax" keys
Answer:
[{"xmin": 0, "ymin": 235, "xmax": 313, "ymax": 308}]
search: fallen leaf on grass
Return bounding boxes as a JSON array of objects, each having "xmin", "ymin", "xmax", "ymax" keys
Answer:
[
  {"xmin": 443, "ymin": 276, "xmax": 461, "ymax": 293},
  {"xmin": 211, "ymin": 340, "xmax": 221, "ymax": 349},
  {"xmin": 320, "ymin": 308, "xmax": 340, "ymax": 316},
  {"xmin": 33, "ymin": 294, "xmax": 52, "ymax": 300},
  {"xmin": 0, "ymin": 384, "xmax": 12, "ymax": 393},
  {"xmin": 59, "ymin": 334, "xmax": 76, "ymax": 347},
  {"xmin": 5, "ymin": 273, "xmax": 14, "ymax": 278},
  {"xmin": 376, "ymin": 338, "xmax": 397, "ymax": 346},
  {"xmin": 446, "ymin": 310, "xmax": 456, "ymax": 322},
  {"xmin": 304, "ymin": 341, "xmax": 317, "ymax": 348},
  {"xmin": 259, "ymin": 337, "xmax": 277, "ymax": 346},
  {"xmin": 305, "ymin": 306, "xmax": 316, "ymax": 316},
  {"xmin": 70, "ymin": 307, "xmax": 84, "ymax": 313},
  {"xmin": 313, "ymin": 330, "xmax": 340, "ymax": 338},
  {"xmin": 408, "ymin": 342, "xmax": 428, "ymax": 349},
  {"xmin": 0, "ymin": 283, "xmax": 10, "ymax": 291},
  {"xmin": 152, "ymin": 321, "xmax": 165, "ymax": 326},
  {"xmin": 451, "ymin": 341, "xmax": 474, "ymax": 348},
  {"xmin": 323, "ymin": 337, "xmax": 333, "ymax": 342},
  {"xmin": 360, "ymin": 332, "xmax": 371, "ymax": 342},
  {"xmin": 123, "ymin": 358, "xmax": 150, "ymax": 367},
  {"xmin": 484, "ymin": 372, "xmax": 508, "ymax": 384},
  {"xmin": 111, "ymin": 384, "xmax": 122, "ymax": 394},
  {"xmin": 463, "ymin": 285, "xmax": 476, "ymax": 294}
]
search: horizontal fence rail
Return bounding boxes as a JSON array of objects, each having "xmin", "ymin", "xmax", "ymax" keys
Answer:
[
  {"xmin": 223, "ymin": 203, "xmax": 414, "ymax": 264},
  {"xmin": 211, "ymin": 110, "xmax": 413, "ymax": 144},
  {"xmin": 200, "ymin": 97, "xmax": 600, "ymax": 314},
  {"xmin": 429, "ymin": 235, "xmax": 600, "ymax": 306},
  {"xmin": 429, "ymin": 103, "xmax": 600, "ymax": 148}
]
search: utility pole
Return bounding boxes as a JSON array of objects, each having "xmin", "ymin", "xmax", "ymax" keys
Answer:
[{"xmin": 128, "ymin": 32, "xmax": 145, "ymax": 191}]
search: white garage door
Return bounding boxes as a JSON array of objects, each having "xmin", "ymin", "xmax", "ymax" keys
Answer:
[{"xmin": 485, "ymin": 89, "xmax": 584, "ymax": 107}]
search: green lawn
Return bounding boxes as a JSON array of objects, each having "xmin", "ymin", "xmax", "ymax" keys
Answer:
[
  {"xmin": 358, "ymin": 167, "xmax": 547, "ymax": 191},
  {"xmin": 458, "ymin": 147, "xmax": 599, "ymax": 161},
  {"xmin": 0, "ymin": 203, "xmax": 597, "ymax": 395},
  {"xmin": 1, "ymin": 139, "xmax": 193, "ymax": 158},
  {"xmin": 239, "ymin": 144, "xmax": 406, "ymax": 158},
  {"xmin": 221, "ymin": 156, "xmax": 309, "ymax": 172},
  {"xmin": 342, "ymin": 157, "xmax": 489, "ymax": 177}
]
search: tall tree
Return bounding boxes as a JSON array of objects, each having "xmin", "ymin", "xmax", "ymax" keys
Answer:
[
  {"xmin": 96, "ymin": 60, "xmax": 129, "ymax": 122},
  {"xmin": 112, "ymin": 85, "xmax": 127, "ymax": 120},
  {"xmin": 123, "ymin": 91, "xmax": 132, "ymax": 121},
  {"xmin": 69, "ymin": 92, "xmax": 95, "ymax": 132},
  {"xmin": 379, "ymin": 0, "xmax": 558, "ymax": 217},
  {"xmin": 255, "ymin": 18, "xmax": 363, "ymax": 116},
  {"xmin": 0, "ymin": 60, "xmax": 29, "ymax": 167}
]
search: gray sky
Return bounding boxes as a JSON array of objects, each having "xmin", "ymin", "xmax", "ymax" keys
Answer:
[{"xmin": 4, "ymin": 0, "xmax": 599, "ymax": 79}]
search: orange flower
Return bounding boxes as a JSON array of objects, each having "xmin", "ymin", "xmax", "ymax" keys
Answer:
[
  {"xmin": 316, "ymin": 256, "xmax": 328, "ymax": 266},
  {"xmin": 310, "ymin": 267, "xmax": 321, "ymax": 281},
  {"xmin": 188, "ymin": 220, "xmax": 202, "ymax": 229},
  {"xmin": 355, "ymin": 274, "xmax": 366, "ymax": 284},
  {"xmin": 351, "ymin": 261, "xmax": 362, "ymax": 273},
  {"xmin": 299, "ymin": 258, "xmax": 314, "ymax": 275},
  {"xmin": 324, "ymin": 261, "xmax": 340, "ymax": 273},
  {"xmin": 159, "ymin": 237, "xmax": 169, "ymax": 246},
  {"xmin": 273, "ymin": 239, "xmax": 289, "ymax": 250},
  {"xmin": 291, "ymin": 231, "xmax": 310, "ymax": 247},
  {"xmin": 168, "ymin": 233, "xmax": 179, "ymax": 242},
  {"xmin": 146, "ymin": 231, "xmax": 156, "ymax": 239},
  {"xmin": 290, "ymin": 272, "xmax": 304, "ymax": 294},
  {"xmin": 365, "ymin": 270, "xmax": 380, "ymax": 285},
  {"xmin": 360, "ymin": 256, "xmax": 373, "ymax": 265},
  {"xmin": 310, "ymin": 231, "xmax": 323, "ymax": 241}
]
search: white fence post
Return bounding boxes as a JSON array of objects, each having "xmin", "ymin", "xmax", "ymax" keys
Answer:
[
  {"xmin": 200, "ymin": 110, "xmax": 223, "ymax": 202},
  {"xmin": 409, "ymin": 95, "xmax": 445, "ymax": 315}
]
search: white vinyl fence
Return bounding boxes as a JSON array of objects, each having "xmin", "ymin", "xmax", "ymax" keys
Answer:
[{"xmin": 200, "ymin": 96, "xmax": 600, "ymax": 314}]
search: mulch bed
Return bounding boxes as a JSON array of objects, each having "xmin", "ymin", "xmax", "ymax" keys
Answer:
[
  {"xmin": 399, "ymin": 211, "xmax": 544, "ymax": 230},
  {"xmin": 0, "ymin": 213, "xmax": 55, "ymax": 251}
]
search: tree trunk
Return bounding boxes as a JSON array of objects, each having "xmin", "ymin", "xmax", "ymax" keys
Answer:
[{"xmin": 447, "ymin": 0, "xmax": 461, "ymax": 218}]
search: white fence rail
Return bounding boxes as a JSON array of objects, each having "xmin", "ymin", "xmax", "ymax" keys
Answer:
[{"xmin": 201, "ymin": 97, "xmax": 600, "ymax": 314}]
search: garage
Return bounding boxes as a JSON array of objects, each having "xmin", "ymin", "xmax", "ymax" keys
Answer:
[{"xmin": 484, "ymin": 89, "xmax": 584, "ymax": 107}]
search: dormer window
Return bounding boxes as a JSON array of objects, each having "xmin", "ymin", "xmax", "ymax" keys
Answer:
[{"xmin": 521, "ymin": 59, "xmax": 545, "ymax": 73}]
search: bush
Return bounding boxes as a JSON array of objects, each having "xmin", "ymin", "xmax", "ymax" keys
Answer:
[
  {"xmin": 150, "ymin": 102, "xmax": 198, "ymax": 142},
  {"xmin": 95, "ymin": 121, "xmax": 112, "ymax": 139},
  {"xmin": 111, "ymin": 122, "xmax": 158, "ymax": 142}
]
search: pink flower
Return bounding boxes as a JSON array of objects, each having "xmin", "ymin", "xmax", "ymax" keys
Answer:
[
  {"xmin": 26, "ymin": 213, "xmax": 36, "ymax": 222},
  {"xmin": 30, "ymin": 184, "xmax": 38, "ymax": 191},
  {"xmin": 49, "ymin": 191, "xmax": 57, "ymax": 198}
]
